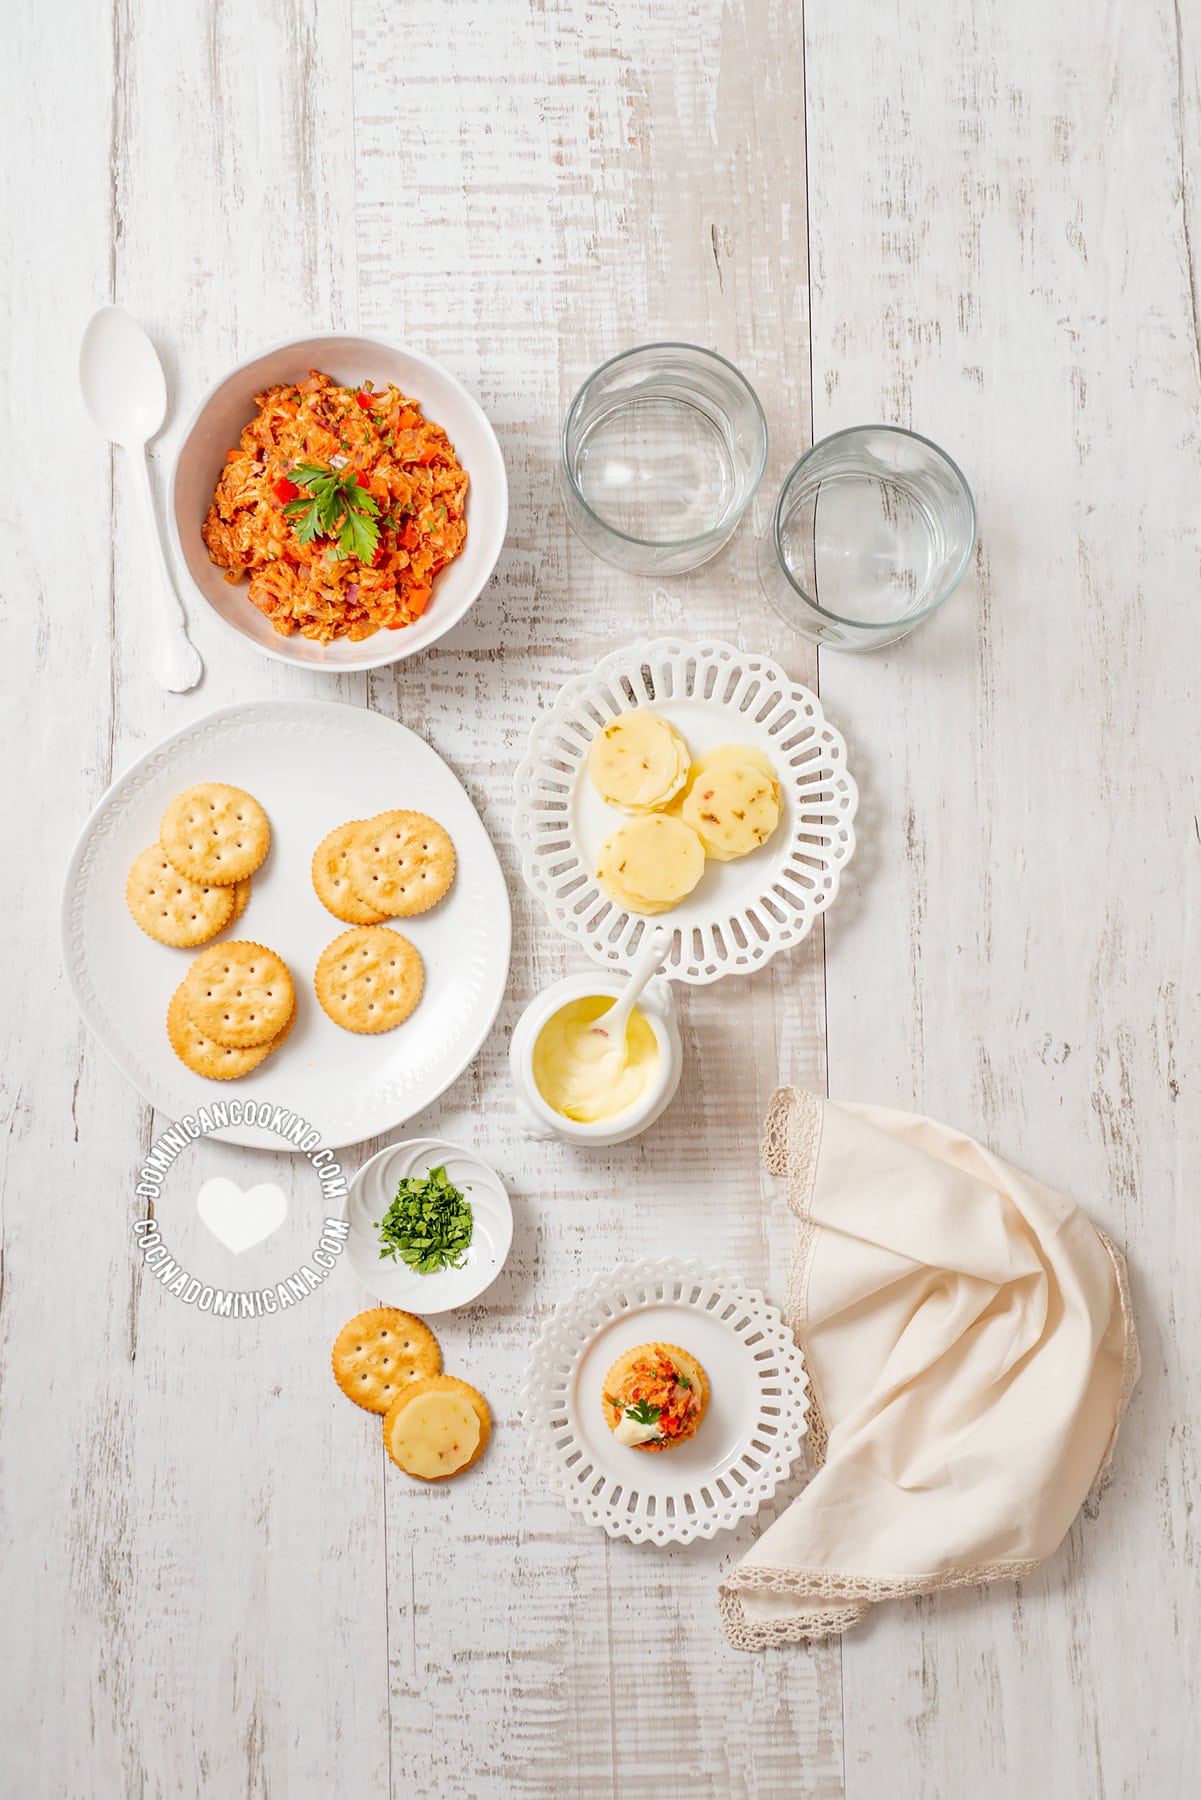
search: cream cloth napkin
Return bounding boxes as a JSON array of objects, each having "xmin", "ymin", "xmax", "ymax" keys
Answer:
[{"xmin": 718, "ymin": 1088, "xmax": 1139, "ymax": 1648}]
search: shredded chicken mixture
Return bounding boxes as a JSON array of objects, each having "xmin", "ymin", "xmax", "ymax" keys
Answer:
[{"xmin": 202, "ymin": 371, "xmax": 468, "ymax": 643}]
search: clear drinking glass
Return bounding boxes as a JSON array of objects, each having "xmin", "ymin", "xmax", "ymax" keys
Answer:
[
  {"xmin": 758, "ymin": 425, "xmax": 976, "ymax": 649},
  {"xmin": 561, "ymin": 343, "xmax": 768, "ymax": 575}
]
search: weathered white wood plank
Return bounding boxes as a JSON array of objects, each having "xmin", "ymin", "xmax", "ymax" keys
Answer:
[
  {"xmin": 1, "ymin": 1, "xmax": 392, "ymax": 1795},
  {"xmin": 805, "ymin": 1, "xmax": 1199, "ymax": 1794},
  {"xmin": 352, "ymin": 2, "xmax": 838, "ymax": 1795}
]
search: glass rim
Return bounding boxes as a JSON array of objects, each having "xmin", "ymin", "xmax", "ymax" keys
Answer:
[
  {"xmin": 561, "ymin": 340, "xmax": 769, "ymax": 551},
  {"xmin": 771, "ymin": 423, "xmax": 977, "ymax": 630}
]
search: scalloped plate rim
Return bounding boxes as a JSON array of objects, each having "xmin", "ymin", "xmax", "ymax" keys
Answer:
[
  {"xmin": 521, "ymin": 1255, "xmax": 810, "ymax": 1546},
  {"xmin": 512, "ymin": 635, "xmax": 858, "ymax": 984}
]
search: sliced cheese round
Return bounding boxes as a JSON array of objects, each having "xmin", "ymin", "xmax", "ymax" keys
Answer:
[
  {"xmin": 594, "ymin": 874, "xmax": 678, "ymax": 917},
  {"xmin": 692, "ymin": 742, "xmax": 778, "ymax": 783},
  {"xmin": 680, "ymin": 758, "xmax": 781, "ymax": 861},
  {"xmin": 588, "ymin": 710, "xmax": 691, "ymax": 813},
  {"xmin": 665, "ymin": 743, "xmax": 777, "ymax": 817},
  {"xmin": 387, "ymin": 1392, "xmax": 481, "ymax": 1479},
  {"xmin": 597, "ymin": 814, "xmax": 706, "ymax": 914}
]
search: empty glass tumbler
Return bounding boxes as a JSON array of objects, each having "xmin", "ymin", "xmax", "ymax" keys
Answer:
[
  {"xmin": 758, "ymin": 425, "xmax": 976, "ymax": 649},
  {"xmin": 561, "ymin": 343, "xmax": 768, "ymax": 575}
]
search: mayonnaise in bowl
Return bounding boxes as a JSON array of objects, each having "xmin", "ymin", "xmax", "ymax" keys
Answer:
[
  {"xmin": 510, "ymin": 971, "xmax": 683, "ymax": 1146},
  {"xmin": 532, "ymin": 995, "xmax": 660, "ymax": 1123}
]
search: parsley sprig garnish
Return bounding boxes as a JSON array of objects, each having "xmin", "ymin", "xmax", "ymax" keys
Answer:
[
  {"xmin": 624, "ymin": 1399, "xmax": 662, "ymax": 1426},
  {"xmin": 283, "ymin": 461, "xmax": 381, "ymax": 563},
  {"xmin": 373, "ymin": 1164, "xmax": 473, "ymax": 1274}
]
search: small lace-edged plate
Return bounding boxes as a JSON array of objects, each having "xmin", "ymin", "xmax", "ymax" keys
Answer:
[{"xmin": 521, "ymin": 1257, "xmax": 809, "ymax": 1546}]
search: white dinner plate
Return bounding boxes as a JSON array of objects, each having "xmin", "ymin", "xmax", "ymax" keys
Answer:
[
  {"xmin": 61, "ymin": 700, "xmax": 511, "ymax": 1149},
  {"xmin": 343, "ymin": 1136, "xmax": 513, "ymax": 1312},
  {"xmin": 513, "ymin": 637, "xmax": 858, "ymax": 983},
  {"xmin": 521, "ymin": 1258, "xmax": 810, "ymax": 1545}
]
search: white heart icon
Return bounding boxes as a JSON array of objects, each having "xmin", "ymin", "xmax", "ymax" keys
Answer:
[{"xmin": 196, "ymin": 1177, "xmax": 288, "ymax": 1254}]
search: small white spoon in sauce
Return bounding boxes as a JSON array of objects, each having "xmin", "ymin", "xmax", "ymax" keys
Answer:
[
  {"xmin": 80, "ymin": 306, "xmax": 203, "ymax": 693},
  {"xmin": 589, "ymin": 926, "xmax": 671, "ymax": 1061}
]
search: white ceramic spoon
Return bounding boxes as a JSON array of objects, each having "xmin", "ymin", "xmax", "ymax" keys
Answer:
[
  {"xmin": 80, "ymin": 306, "xmax": 203, "ymax": 693},
  {"xmin": 588, "ymin": 925, "xmax": 671, "ymax": 1058}
]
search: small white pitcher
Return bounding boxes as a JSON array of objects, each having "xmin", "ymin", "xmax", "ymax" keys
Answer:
[{"xmin": 510, "ymin": 970, "xmax": 684, "ymax": 1146}]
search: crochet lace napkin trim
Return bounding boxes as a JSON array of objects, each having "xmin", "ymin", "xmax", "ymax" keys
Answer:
[
  {"xmin": 763, "ymin": 1086, "xmax": 829, "ymax": 1465},
  {"xmin": 719, "ymin": 1087, "xmax": 1141, "ymax": 1650}
]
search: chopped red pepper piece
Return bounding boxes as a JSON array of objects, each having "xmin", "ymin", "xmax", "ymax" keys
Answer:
[
  {"xmin": 355, "ymin": 390, "xmax": 374, "ymax": 410},
  {"xmin": 273, "ymin": 476, "xmax": 300, "ymax": 502},
  {"xmin": 399, "ymin": 521, "xmax": 419, "ymax": 552}
]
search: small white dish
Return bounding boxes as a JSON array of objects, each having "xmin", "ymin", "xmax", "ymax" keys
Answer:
[
  {"xmin": 521, "ymin": 1258, "xmax": 809, "ymax": 1545},
  {"xmin": 512, "ymin": 636, "xmax": 858, "ymax": 983},
  {"xmin": 344, "ymin": 1137, "xmax": 513, "ymax": 1312},
  {"xmin": 509, "ymin": 970, "xmax": 683, "ymax": 1146},
  {"xmin": 169, "ymin": 332, "xmax": 508, "ymax": 671}
]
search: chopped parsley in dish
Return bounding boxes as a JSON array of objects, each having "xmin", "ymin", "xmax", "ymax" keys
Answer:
[{"xmin": 374, "ymin": 1164, "xmax": 473, "ymax": 1274}]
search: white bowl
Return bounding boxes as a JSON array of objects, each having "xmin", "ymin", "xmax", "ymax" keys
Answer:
[
  {"xmin": 509, "ymin": 971, "xmax": 684, "ymax": 1147},
  {"xmin": 343, "ymin": 1137, "xmax": 513, "ymax": 1313},
  {"xmin": 168, "ymin": 333, "xmax": 508, "ymax": 671}
]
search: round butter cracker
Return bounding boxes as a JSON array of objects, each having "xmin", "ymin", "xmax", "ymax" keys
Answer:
[
  {"xmin": 587, "ymin": 710, "xmax": 691, "ymax": 813},
  {"xmin": 160, "ymin": 783, "xmax": 270, "ymax": 886},
  {"xmin": 181, "ymin": 941, "xmax": 295, "ymax": 1048},
  {"xmin": 382, "ymin": 1374, "xmax": 491, "ymax": 1481},
  {"xmin": 166, "ymin": 983, "xmax": 295, "ymax": 1081},
  {"xmin": 312, "ymin": 820, "xmax": 390, "ymax": 925},
  {"xmin": 345, "ymin": 810, "xmax": 455, "ymax": 918},
  {"xmin": 314, "ymin": 926, "xmax": 424, "ymax": 1034},
  {"xmin": 603, "ymin": 1340, "xmax": 710, "ymax": 1451},
  {"xmin": 126, "ymin": 845, "xmax": 235, "ymax": 947},
  {"xmin": 604, "ymin": 1340, "xmax": 711, "ymax": 1409},
  {"xmin": 331, "ymin": 1308, "xmax": 441, "ymax": 1414},
  {"xmin": 229, "ymin": 876, "xmax": 252, "ymax": 924}
]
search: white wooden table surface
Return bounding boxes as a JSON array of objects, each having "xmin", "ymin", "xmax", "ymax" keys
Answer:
[{"xmin": 3, "ymin": 1, "xmax": 1197, "ymax": 1794}]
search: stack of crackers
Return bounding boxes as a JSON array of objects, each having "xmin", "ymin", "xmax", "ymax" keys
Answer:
[
  {"xmin": 126, "ymin": 781, "xmax": 296, "ymax": 1081},
  {"xmin": 167, "ymin": 941, "xmax": 296, "ymax": 1081},
  {"xmin": 311, "ymin": 810, "xmax": 456, "ymax": 1035},
  {"xmin": 126, "ymin": 781, "xmax": 269, "ymax": 948},
  {"xmin": 331, "ymin": 1307, "xmax": 491, "ymax": 1481},
  {"xmin": 311, "ymin": 810, "xmax": 456, "ymax": 925}
]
